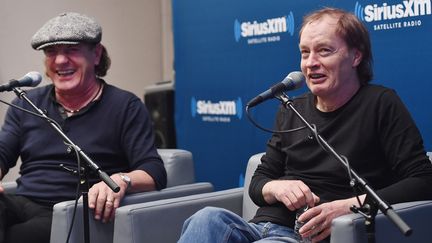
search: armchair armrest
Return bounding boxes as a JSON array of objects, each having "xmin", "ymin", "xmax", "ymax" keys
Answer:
[
  {"xmin": 50, "ymin": 182, "xmax": 214, "ymax": 243},
  {"xmin": 1, "ymin": 181, "xmax": 17, "ymax": 194},
  {"xmin": 331, "ymin": 200, "xmax": 432, "ymax": 243},
  {"xmin": 114, "ymin": 187, "xmax": 243, "ymax": 243}
]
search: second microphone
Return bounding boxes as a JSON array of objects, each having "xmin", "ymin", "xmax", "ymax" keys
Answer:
[{"xmin": 246, "ymin": 71, "xmax": 305, "ymax": 108}]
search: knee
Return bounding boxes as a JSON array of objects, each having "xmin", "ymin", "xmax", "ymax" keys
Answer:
[
  {"xmin": 195, "ymin": 207, "xmax": 224, "ymax": 217},
  {"xmin": 186, "ymin": 207, "xmax": 224, "ymax": 224},
  {"xmin": 185, "ymin": 206, "xmax": 239, "ymax": 227}
]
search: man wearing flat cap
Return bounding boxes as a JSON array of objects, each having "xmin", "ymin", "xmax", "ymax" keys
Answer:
[{"xmin": 0, "ymin": 12, "xmax": 166, "ymax": 243}]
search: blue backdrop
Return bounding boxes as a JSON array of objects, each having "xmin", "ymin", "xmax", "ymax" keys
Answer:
[{"xmin": 172, "ymin": 0, "xmax": 432, "ymax": 190}]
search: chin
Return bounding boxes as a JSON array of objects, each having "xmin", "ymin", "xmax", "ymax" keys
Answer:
[
  {"xmin": 54, "ymin": 82, "xmax": 77, "ymax": 90},
  {"xmin": 309, "ymin": 86, "xmax": 329, "ymax": 97}
]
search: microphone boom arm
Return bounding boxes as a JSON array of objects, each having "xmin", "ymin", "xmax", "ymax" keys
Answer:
[{"xmin": 12, "ymin": 87, "xmax": 119, "ymax": 192}]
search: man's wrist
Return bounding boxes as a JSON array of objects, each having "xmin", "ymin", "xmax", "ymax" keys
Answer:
[{"xmin": 118, "ymin": 173, "xmax": 132, "ymax": 192}]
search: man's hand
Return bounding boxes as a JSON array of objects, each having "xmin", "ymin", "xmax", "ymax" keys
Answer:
[
  {"xmin": 88, "ymin": 173, "xmax": 128, "ymax": 223},
  {"xmin": 262, "ymin": 180, "xmax": 320, "ymax": 211},
  {"xmin": 298, "ymin": 195, "xmax": 366, "ymax": 242}
]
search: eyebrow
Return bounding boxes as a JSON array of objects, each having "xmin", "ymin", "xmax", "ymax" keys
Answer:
[{"xmin": 299, "ymin": 40, "xmax": 334, "ymax": 49}]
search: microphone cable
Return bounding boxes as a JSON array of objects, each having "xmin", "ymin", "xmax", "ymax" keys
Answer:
[
  {"xmin": 0, "ymin": 97, "xmax": 84, "ymax": 243},
  {"xmin": 246, "ymin": 93, "xmax": 362, "ymax": 207},
  {"xmin": 63, "ymin": 144, "xmax": 82, "ymax": 243},
  {"xmin": 245, "ymin": 104, "xmax": 307, "ymax": 134},
  {"xmin": 0, "ymin": 99, "xmax": 62, "ymax": 129}
]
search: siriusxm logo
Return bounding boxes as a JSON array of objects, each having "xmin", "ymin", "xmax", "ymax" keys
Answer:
[
  {"xmin": 234, "ymin": 12, "xmax": 295, "ymax": 43},
  {"xmin": 355, "ymin": 0, "xmax": 431, "ymax": 22},
  {"xmin": 191, "ymin": 97, "xmax": 243, "ymax": 122}
]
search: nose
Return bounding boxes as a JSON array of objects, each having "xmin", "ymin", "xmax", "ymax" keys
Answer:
[
  {"xmin": 53, "ymin": 52, "xmax": 69, "ymax": 64},
  {"xmin": 303, "ymin": 52, "xmax": 320, "ymax": 69}
]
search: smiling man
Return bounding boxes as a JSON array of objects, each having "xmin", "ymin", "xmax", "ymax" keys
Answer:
[{"xmin": 0, "ymin": 12, "xmax": 166, "ymax": 243}]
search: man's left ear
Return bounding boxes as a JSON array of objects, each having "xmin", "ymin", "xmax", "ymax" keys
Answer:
[{"xmin": 352, "ymin": 49, "xmax": 363, "ymax": 68}]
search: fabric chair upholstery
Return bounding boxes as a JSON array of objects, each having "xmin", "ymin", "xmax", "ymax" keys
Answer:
[
  {"xmin": 161, "ymin": 149, "xmax": 196, "ymax": 187},
  {"xmin": 331, "ymin": 152, "xmax": 432, "ymax": 243},
  {"xmin": 331, "ymin": 200, "xmax": 432, "ymax": 243},
  {"xmin": 114, "ymin": 188, "xmax": 243, "ymax": 243},
  {"xmin": 113, "ymin": 152, "xmax": 432, "ymax": 243},
  {"xmin": 240, "ymin": 152, "xmax": 262, "ymax": 221},
  {"xmin": 113, "ymin": 152, "xmax": 263, "ymax": 243}
]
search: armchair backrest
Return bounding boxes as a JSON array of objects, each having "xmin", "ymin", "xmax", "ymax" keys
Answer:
[
  {"xmin": 157, "ymin": 149, "xmax": 195, "ymax": 187},
  {"xmin": 242, "ymin": 152, "xmax": 263, "ymax": 221}
]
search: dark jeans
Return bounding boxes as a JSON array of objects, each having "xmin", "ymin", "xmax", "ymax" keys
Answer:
[{"xmin": 0, "ymin": 194, "xmax": 53, "ymax": 243}]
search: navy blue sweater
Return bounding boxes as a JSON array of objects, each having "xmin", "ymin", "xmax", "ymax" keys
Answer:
[{"xmin": 0, "ymin": 82, "xmax": 167, "ymax": 205}]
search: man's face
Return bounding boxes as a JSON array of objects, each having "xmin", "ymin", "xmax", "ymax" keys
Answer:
[
  {"xmin": 43, "ymin": 43, "xmax": 102, "ymax": 94},
  {"xmin": 299, "ymin": 15, "xmax": 362, "ymax": 100}
]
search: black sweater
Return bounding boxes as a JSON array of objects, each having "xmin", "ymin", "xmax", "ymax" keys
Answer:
[
  {"xmin": 0, "ymin": 82, "xmax": 167, "ymax": 205},
  {"xmin": 249, "ymin": 84, "xmax": 432, "ymax": 228}
]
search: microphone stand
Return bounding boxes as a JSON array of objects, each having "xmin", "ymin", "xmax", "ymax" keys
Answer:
[
  {"xmin": 275, "ymin": 93, "xmax": 412, "ymax": 242},
  {"xmin": 12, "ymin": 87, "xmax": 120, "ymax": 243}
]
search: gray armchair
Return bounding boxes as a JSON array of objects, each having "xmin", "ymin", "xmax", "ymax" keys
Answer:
[
  {"xmin": 112, "ymin": 153, "xmax": 262, "ymax": 243},
  {"xmin": 3, "ymin": 149, "xmax": 213, "ymax": 243},
  {"xmin": 113, "ymin": 152, "xmax": 432, "ymax": 243},
  {"xmin": 50, "ymin": 149, "xmax": 214, "ymax": 243}
]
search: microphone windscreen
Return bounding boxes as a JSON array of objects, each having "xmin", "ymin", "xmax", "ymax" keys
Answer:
[
  {"xmin": 288, "ymin": 71, "xmax": 305, "ymax": 87},
  {"xmin": 23, "ymin": 71, "xmax": 43, "ymax": 87}
]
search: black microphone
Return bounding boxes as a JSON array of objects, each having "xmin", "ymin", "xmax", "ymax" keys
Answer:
[
  {"xmin": 0, "ymin": 72, "xmax": 42, "ymax": 92},
  {"xmin": 247, "ymin": 71, "xmax": 305, "ymax": 108}
]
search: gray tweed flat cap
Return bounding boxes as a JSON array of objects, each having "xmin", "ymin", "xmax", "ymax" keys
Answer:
[{"xmin": 31, "ymin": 12, "xmax": 102, "ymax": 50}]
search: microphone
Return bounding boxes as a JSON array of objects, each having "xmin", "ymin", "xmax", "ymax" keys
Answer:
[
  {"xmin": 0, "ymin": 71, "xmax": 42, "ymax": 92},
  {"xmin": 247, "ymin": 71, "xmax": 305, "ymax": 108}
]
